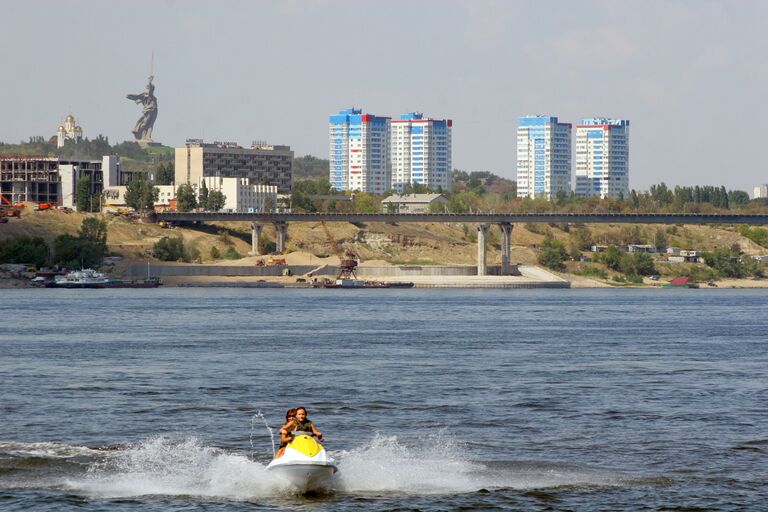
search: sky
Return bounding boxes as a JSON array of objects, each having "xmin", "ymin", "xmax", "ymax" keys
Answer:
[{"xmin": 2, "ymin": 0, "xmax": 766, "ymax": 191}]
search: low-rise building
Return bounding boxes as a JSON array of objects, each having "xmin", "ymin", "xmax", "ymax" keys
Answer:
[
  {"xmin": 200, "ymin": 176, "xmax": 278, "ymax": 213},
  {"xmin": 627, "ymin": 244, "xmax": 657, "ymax": 253},
  {"xmin": 103, "ymin": 184, "xmax": 176, "ymax": 211},
  {"xmin": 380, "ymin": 193, "xmax": 447, "ymax": 213}
]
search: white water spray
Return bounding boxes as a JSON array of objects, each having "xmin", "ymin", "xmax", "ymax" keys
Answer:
[{"xmin": 250, "ymin": 410, "xmax": 275, "ymax": 460}]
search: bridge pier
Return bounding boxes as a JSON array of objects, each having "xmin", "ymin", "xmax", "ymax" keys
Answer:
[
  {"xmin": 477, "ymin": 223, "xmax": 489, "ymax": 276},
  {"xmin": 250, "ymin": 222, "xmax": 264, "ymax": 255},
  {"xmin": 499, "ymin": 222, "xmax": 513, "ymax": 275},
  {"xmin": 274, "ymin": 221, "xmax": 288, "ymax": 253}
]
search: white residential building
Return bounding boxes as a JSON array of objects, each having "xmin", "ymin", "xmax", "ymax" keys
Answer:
[
  {"xmin": 329, "ymin": 108, "xmax": 391, "ymax": 194},
  {"xmin": 391, "ymin": 113, "xmax": 452, "ymax": 192},
  {"xmin": 516, "ymin": 116, "xmax": 572, "ymax": 200},
  {"xmin": 201, "ymin": 176, "xmax": 278, "ymax": 212},
  {"xmin": 753, "ymin": 184, "xmax": 768, "ymax": 199},
  {"xmin": 575, "ymin": 118, "xmax": 630, "ymax": 199}
]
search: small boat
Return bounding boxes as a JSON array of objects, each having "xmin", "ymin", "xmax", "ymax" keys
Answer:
[
  {"xmin": 49, "ymin": 269, "xmax": 111, "ymax": 288},
  {"xmin": 46, "ymin": 269, "xmax": 162, "ymax": 288},
  {"xmin": 266, "ymin": 432, "xmax": 337, "ymax": 493}
]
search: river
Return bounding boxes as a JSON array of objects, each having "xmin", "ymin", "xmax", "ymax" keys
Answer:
[{"xmin": 1, "ymin": 288, "xmax": 765, "ymax": 510}]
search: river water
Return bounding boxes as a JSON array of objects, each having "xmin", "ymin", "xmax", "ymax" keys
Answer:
[{"xmin": 1, "ymin": 288, "xmax": 766, "ymax": 510}]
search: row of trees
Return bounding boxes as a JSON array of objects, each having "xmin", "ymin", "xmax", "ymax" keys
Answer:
[
  {"xmin": 0, "ymin": 135, "xmax": 171, "ymax": 163},
  {"xmin": 0, "ymin": 218, "xmax": 108, "ymax": 268},
  {"xmin": 122, "ymin": 178, "xmax": 227, "ymax": 213}
]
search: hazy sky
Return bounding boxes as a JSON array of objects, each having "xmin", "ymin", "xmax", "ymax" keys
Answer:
[{"xmin": 2, "ymin": 0, "xmax": 766, "ymax": 191}]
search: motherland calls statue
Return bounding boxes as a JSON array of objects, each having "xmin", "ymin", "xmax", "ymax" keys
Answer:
[{"xmin": 126, "ymin": 75, "xmax": 158, "ymax": 143}]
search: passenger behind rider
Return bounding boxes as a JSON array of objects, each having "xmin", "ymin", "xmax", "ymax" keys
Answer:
[
  {"xmin": 275, "ymin": 408, "xmax": 297, "ymax": 458},
  {"xmin": 280, "ymin": 406, "xmax": 323, "ymax": 442}
]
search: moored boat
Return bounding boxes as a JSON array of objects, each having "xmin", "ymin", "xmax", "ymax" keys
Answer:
[{"xmin": 46, "ymin": 269, "xmax": 161, "ymax": 288}]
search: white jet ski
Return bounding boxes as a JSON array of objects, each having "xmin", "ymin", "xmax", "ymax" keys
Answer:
[{"xmin": 266, "ymin": 431, "xmax": 338, "ymax": 493}]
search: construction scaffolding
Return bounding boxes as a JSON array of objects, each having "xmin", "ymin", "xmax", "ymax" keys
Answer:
[{"xmin": 0, "ymin": 155, "xmax": 104, "ymax": 207}]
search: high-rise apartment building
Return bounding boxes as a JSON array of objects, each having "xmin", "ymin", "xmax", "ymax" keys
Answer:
[
  {"xmin": 516, "ymin": 116, "xmax": 572, "ymax": 200},
  {"xmin": 391, "ymin": 113, "xmax": 452, "ymax": 192},
  {"xmin": 575, "ymin": 118, "xmax": 630, "ymax": 198},
  {"xmin": 328, "ymin": 108, "xmax": 391, "ymax": 194},
  {"xmin": 753, "ymin": 184, "xmax": 768, "ymax": 199}
]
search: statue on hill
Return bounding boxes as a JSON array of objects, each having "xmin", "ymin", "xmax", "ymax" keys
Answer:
[{"xmin": 126, "ymin": 75, "xmax": 158, "ymax": 142}]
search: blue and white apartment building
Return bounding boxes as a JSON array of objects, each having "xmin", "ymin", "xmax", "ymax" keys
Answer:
[
  {"xmin": 329, "ymin": 108, "xmax": 391, "ymax": 194},
  {"xmin": 575, "ymin": 118, "xmax": 630, "ymax": 199},
  {"xmin": 516, "ymin": 116, "xmax": 572, "ymax": 199},
  {"xmin": 391, "ymin": 113, "xmax": 452, "ymax": 193}
]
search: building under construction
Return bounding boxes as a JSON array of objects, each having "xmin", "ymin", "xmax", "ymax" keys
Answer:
[{"xmin": 0, "ymin": 155, "xmax": 119, "ymax": 208}]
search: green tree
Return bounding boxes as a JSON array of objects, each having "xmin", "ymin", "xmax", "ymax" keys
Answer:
[
  {"xmin": 153, "ymin": 236, "xmax": 185, "ymax": 261},
  {"xmin": 571, "ymin": 227, "xmax": 594, "ymax": 251},
  {"xmin": 538, "ymin": 235, "xmax": 569, "ymax": 270},
  {"xmin": 353, "ymin": 193, "xmax": 379, "ymax": 213},
  {"xmin": 199, "ymin": 180, "xmax": 210, "ymax": 210},
  {"xmin": 207, "ymin": 190, "xmax": 226, "ymax": 212},
  {"xmin": 632, "ymin": 252, "xmax": 657, "ymax": 276},
  {"xmin": 601, "ymin": 245, "xmax": 623, "ymax": 271},
  {"xmin": 728, "ymin": 190, "xmax": 750, "ymax": 208},
  {"xmin": 124, "ymin": 176, "xmax": 159, "ymax": 212},
  {"xmin": 702, "ymin": 247, "xmax": 745, "ymax": 278},
  {"xmin": 155, "ymin": 162, "xmax": 175, "ymax": 185},
  {"xmin": 76, "ymin": 175, "xmax": 97, "ymax": 212},
  {"xmin": 176, "ymin": 183, "xmax": 197, "ymax": 212},
  {"xmin": 0, "ymin": 236, "xmax": 49, "ymax": 267},
  {"xmin": 80, "ymin": 217, "xmax": 108, "ymax": 251},
  {"xmin": 654, "ymin": 228, "xmax": 668, "ymax": 252}
]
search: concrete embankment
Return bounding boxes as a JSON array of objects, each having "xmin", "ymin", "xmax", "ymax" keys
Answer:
[{"xmin": 125, "ymin": 263, "xmax": 570, "ymax": 288}]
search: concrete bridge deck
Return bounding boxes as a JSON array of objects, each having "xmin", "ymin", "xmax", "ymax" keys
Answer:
[{"xmin": 156, "ymin": 212, "xmax": 768, "ymax": 225}]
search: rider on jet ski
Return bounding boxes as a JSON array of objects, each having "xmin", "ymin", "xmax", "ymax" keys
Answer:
[{"xmin": 277, "ymin": 406, "xmax": 323, "ymax": 458}]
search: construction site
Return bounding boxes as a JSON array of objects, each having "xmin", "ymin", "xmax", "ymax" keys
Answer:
[{"xmin": 0, "ymin": 154, "xmax": 114, "ymax": 210}]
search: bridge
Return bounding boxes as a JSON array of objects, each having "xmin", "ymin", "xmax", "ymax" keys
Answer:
[{"xmin": 155, "ymin": 212, "xmax": 768, "ymax": 276}]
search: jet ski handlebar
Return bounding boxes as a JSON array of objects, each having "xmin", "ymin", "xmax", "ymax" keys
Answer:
[{"xmin": 289, "ymin": 431, "xmax": 318, "ymax": 438}]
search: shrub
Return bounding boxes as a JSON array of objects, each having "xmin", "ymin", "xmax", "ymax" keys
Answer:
[
  {"xmin": 210, "ymin": 246, "xmax": 221, "ymax": 259},
  {"xmin": 153, "ymin": 237, "xmax": 185, "ymax": 261},
  {"xmin": 538, "ymin": 235, "xmax": 568, "ymax": 271},
  {"xmin": 572, "ymin": 265, "xmax": 608, "ymax": 279},
  {"xmin": 702, "ymin": 247, "xmax": 745, "ymax": 278},
  {"xmin": 222, "ymin": 246, "xmax": 242, "ymax": 260}
]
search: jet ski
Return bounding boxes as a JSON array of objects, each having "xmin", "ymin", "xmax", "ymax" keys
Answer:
[{"xmin": 266, "ymin": 431, "xmax": 338, "ymax": 493}]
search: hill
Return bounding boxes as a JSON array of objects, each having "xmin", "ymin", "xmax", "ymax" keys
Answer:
[{"xmin": 2, "ymin": 209, "xmax": 766, "ymax": 287}]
